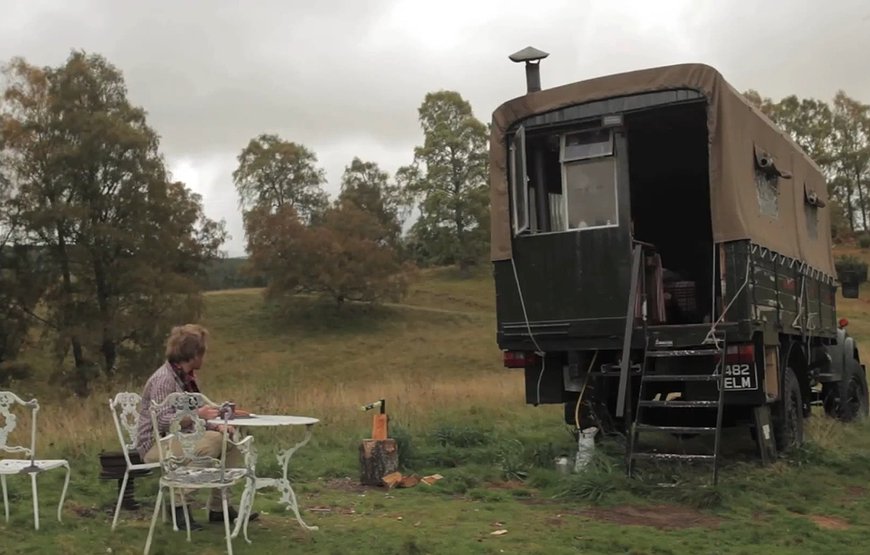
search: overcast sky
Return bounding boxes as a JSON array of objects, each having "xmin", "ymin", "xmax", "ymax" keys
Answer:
[{"xmin": 1, "ymin": 0, "xmax": 868, "ymax": 256}]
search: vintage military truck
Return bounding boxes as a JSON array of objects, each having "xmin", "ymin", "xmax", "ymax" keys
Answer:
[{"xmin": 491, "ymin": 47, "xmax": 868, "ymax": 480}]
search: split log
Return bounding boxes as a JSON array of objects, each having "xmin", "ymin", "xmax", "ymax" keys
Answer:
[
  {"xmin": 382, "ymin": 471, "xmax": 403, "ymax": 489},
  {"xmin": 359, "ymin": 439, "xmax": 398, "ymax": 486}
]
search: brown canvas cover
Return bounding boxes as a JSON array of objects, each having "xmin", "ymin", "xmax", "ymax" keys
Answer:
[{"xmin": 489, "ymin": 63, "xmax": 836, "ymax": 277}]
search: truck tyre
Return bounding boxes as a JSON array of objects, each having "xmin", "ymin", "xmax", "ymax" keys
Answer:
[
  {"xmin": 823, "ymin": 363, "xmax": 869, "ymax": 422},
  {"xmin": 773, "ymin": 367, "xmax": 803, "ymax": 452}
]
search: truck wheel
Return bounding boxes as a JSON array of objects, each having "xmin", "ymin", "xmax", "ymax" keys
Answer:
[
  {"xmin": 823, "ymin": 363, "xmax": 869, "ymax": 422},
  {"xmin": 773, "ymin": 367, "xmax": 804, "ymax": 452}
]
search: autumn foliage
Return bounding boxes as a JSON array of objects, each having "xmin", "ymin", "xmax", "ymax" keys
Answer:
[
  {"xmin": 0, "ymin": 51, "xmax": 226, "ymax": 394},
  {"xmin": 244, "ymin": 201, "xmax": 412, "ymax": 307}
]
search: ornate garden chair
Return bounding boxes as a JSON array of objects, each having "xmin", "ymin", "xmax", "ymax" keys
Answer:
[
  {"xmin": 108, "ymin": 391, "xmax": 174, "ymax": 531},
  {"xmin": 0, "ymin": 390, "xmax": 71, "ymax": 530},
  {"xmin": 143, "ymin": 392, "xmax": 257, "ymax": 555}
]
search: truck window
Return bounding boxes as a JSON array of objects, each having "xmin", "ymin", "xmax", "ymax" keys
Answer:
[
  {"xmin": 509, "ymin": 125, "xmax": 617, "ymax": 235},
  {"xmin": 549, "ymin": 191, "xmax": 565, "ymax": 230},
  {"xmin": 561, "ymin": 129, "xmax": 618, "ymax": 230},
  {"xmin": 755, "ymin": 169, "xmax": 779, "ymax": 218},
  {"xmin": 510, "ymin": 126, "xmax": 529, "ymax": 235},
  {"xmin": 510, "ymin": 130, "xmax": 565, "ymax": 235},
  {"xmin": 805, "ymin": 202, "xmax": 818, "ymax": 240},
  {"xmin": 753, "ymin": 146, "xmax": 790, "ymax": 219},
  {"xmin": 804, "ymin": 181, "xmax": 824, "ymax": 240},
  {"xmin": 562, "ymin": 158, "xmax": 618, "ymax": 229},
  {"xmin": 562, "ymin": 128, "xmax": 613, "ymax": 161}
]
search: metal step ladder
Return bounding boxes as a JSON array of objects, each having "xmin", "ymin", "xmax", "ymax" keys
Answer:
[{"xmin": 627, "ymin": 331, "xmax": 727, "ymax": 485}]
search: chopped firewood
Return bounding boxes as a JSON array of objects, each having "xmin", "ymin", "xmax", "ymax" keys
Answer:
[
  {"xmin": 382, "ymin": 471, "xmax": 403, "ymax": 489},
  {"xmin": 398, "ymin": 475, "xmax": 420, "ymax": 488},
  {"xmin": 421, "ymin": 473, "xmax": 444, "ymax": 485}
]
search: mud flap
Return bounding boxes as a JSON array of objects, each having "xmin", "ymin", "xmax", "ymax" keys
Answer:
[{"xmin": 753, "ymin": 405, "xmax": 777, "ymax": 464}]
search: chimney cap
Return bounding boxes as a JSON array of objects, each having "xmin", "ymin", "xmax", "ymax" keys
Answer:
[{"xmin": 509, "ymin": 46, "xmax": 549, "ymax": 63}]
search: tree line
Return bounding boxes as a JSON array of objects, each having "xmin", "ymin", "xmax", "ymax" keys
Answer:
[
  {"xmin": 0, "ymin": 51, "xmax": 490, "ymax": 393},
  {"xmin": 233, "ymin": 89, "xmax": 490, "ymax": 310}
]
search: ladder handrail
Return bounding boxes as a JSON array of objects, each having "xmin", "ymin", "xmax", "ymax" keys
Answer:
[
  {"xmin": 616, "ymin": 244, "xmax": 644, "ymax": 418},
  {"xmin": 712, "ymin": 330, "xmax": 727, "ymax": 485}
]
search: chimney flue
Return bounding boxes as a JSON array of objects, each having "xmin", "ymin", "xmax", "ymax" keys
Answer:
[{"xmin": 509, "ymin": 46, "xmax": 549, "ymax": 93}]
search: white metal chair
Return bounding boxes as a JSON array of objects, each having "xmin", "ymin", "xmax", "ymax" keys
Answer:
[
  {"xmin": 144, "ymin": 392, "xmax": 257, "ymax": 555},
  {"xmin": 108, "ymin": 391, "xmax": 174, "ymax": 531},
  {"xmin": 0, "ymin": 390, "xmax": 71, "ymax": 530}
]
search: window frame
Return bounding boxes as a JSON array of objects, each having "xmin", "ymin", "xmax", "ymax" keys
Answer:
[
  {"xmin": 510, "ymin": 125, "xmax": 530, "ymax": 236},
  {"xmin": 754, "ymin": 168, "xmax": 779, "ymax": 219},
  {"xmin": 559, "ymin": 129, "xmax": 619, "ymax": 232},
  {"xmin": 508, "ymin": 123, "xmax": 622, "ymax": 237},
  {"xmin": 803, "ymin": 181, "xmax": 825, "ymax": 240},
  {"xmin": 561, "ymin": 128, "xmax": 615, "ymax": 162}
]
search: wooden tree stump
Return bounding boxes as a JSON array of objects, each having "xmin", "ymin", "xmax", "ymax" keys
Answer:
[{"xmin": 358, "ymin": 439, "xmax": 398, "ymax": 486}]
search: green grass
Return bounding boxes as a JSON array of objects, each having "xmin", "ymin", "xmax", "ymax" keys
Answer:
[{"xmin": 4, "ymin": 257, "xmax": 870, "ymax": 553}]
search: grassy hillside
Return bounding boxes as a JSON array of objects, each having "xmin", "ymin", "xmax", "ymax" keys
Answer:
[{"xmin": 3, "ymin": 261, "xmax": 870, "ymax": 553}]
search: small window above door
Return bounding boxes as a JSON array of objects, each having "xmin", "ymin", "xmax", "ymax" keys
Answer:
[{"xmin": 562, "ymin": 128, "xmax": 614, "ymax": 162}]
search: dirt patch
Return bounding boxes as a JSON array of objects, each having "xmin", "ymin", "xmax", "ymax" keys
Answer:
[
  {"xmin": 579, "ymin": 504, "xmax": 722, "ymax": 530},
  {"xmin": 305, "ymin": 505, "xmax": 357, "ymax": 516},
  {"xmin": 518, "ymin": 497, "xmax": 558, "ymax": 506},
  {"xmin": 69, "ymin": 502, "xmax": 98, "ymax": 518},
  {"xmin": 845, "ymin": 485, "xmax": 866, "ymax": 499},
  {"xmin": 322, "ymin": 477, "xmax": 382, "ymax": 493},
  {"xmin": 807, "ymin": 515, "xmax": 849, "ymax": 530},
  {"xmin": 751, "ymin": 511, "xmax": 771, "ymax": 523}
]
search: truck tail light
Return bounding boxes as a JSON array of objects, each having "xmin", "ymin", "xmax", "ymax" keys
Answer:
[
  {"xmin": 725, "ymin": 344, "xmax": 755, "ymax": 364},
  {"xmin": 714, "ymin": 344, "xmax": 755, "ymax": 364},
  {"xmin": 503, "ymin": 351, "xmax": 539, "ymax": 368}
]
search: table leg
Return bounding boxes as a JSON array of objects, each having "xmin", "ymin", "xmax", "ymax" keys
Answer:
[
  {"xmin": 231, "ymin": 440, "xmax": 258, "ymax": 541},
  {"xmin": 230, "ymin": 486, "xmax": 256, "ymax": 542},
  {"xmin": 255, "ymin": 424, "xmax": 318, "ymax": 531}
]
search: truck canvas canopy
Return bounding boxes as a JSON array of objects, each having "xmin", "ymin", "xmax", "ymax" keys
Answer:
[{"xmin": 489, "ymin": 63, "xmax": 836, "ymax": 280}]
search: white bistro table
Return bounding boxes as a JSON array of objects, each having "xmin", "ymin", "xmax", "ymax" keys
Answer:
[{"xmin": 208, "ymin": 414, "xmax": 319, "ymax": 535}]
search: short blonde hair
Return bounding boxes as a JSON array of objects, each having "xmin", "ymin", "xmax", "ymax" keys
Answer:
[{"xmin": 165, "ymin": 324, "xmax": 209, "ymax": 363}]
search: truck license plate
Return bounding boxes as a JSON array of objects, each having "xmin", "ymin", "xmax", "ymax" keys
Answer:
[{"xmin": 718, "ymin": 363, "xmax": 758, "ymax": 391}]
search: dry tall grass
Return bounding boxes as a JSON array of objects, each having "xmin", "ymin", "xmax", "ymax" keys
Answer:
[
  {"xmin": 10, "ymin": 259, "xmax": 869, "ymax": 464},
  {"xmin": 6, "ymin": 268, "xmax": 543, "ymax": 459}
]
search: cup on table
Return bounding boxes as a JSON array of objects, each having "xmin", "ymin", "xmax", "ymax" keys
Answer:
[{"xmin": 221, "ymin": 401, "xmax": 236, "ymax": 420}]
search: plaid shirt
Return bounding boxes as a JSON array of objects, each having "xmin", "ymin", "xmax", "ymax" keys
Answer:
[{"xmin": 135, "ymin": 361, "xmax": 213, "ymax": 458}]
